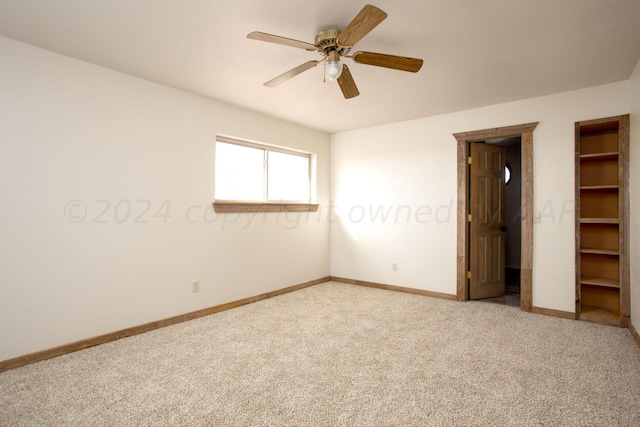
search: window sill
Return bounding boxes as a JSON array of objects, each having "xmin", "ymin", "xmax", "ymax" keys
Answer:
[{"xmin": 212, "ymin": 201, "xmax": 319, "ymax": 213}]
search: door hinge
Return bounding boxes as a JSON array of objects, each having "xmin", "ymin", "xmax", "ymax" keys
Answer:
[
  {"xmin": 467, "ymin": 271, "xmax": 472, "ymax": 279},
  {"xmin": 468, "ymin": 156, "xmax": 472, "ymax": 164},
  {"xmin": 468, "ymin": 214, "xmax": 472, "ymax": 222}
]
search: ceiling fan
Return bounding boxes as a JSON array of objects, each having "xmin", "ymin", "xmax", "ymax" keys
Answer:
[{"xmin": 247, "ymin": 4, "xmax": 423, "ymax": 99}]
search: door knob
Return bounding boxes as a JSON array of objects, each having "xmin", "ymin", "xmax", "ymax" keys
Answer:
[{"xmin": 500, "ymin": 226, "xmax": 508, "ymax": 232}]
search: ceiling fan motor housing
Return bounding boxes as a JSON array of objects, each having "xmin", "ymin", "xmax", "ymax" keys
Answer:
[{"xmin": 315, "ymin": 29, "xmax": 351, "ymax": 57}]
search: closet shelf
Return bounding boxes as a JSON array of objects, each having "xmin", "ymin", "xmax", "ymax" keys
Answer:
[
  {"xmin": 579, "ymin": 218, "xmax": 619, "ymax": 224},
  {"xmin": 580, "ymin": 185, "xmax": 618, "ymax": 191},
  {"xmin": 580, "ymin": 276, "xmax": 620, "ymax": 288},
  {"xmin": 580, "ymin": 248, "xmax": 619, "ymax": 256},
  {"xmin": 580, "ymin": 305, "xmax": 620, "ymax": 322},
  {"xmin": 579, "ymin": 152, "xmax": 618, "ymax": 161}
]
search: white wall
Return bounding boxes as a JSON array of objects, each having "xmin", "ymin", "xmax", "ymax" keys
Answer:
[
  {"xmin": 331, "ymin": 82, "xmax": 631, "ymax": 313},
  {"xmin": 0, "ymin": 36, "xmax": 331, "ymax": 361},
  {"xmin": 630, "ymin": 58, "xmax": 640, "ymax": 333}
]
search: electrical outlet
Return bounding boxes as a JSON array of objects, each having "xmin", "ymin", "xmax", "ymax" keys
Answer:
[
  {"xmin": 192, "ymin": 280, "xmax": 200, "ymax": 293},
  {"xmin": 392, "ymin": 263, "xmax": 398, "ymax": 272}
]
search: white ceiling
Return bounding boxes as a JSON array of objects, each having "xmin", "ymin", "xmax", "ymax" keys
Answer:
[{"xmin": 1, "ymin": 0, "xmax": 639, "ymax": 133}]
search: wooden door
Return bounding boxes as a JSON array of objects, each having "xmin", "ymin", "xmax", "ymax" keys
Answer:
[{"xmin": 469, "ymin": 142, "xmax": 507, "ymax": 299}]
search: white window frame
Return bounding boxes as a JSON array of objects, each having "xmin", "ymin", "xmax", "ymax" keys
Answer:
[{"xmin": 213, "ymin": 135, "xmax": 318, "ymax": 213}]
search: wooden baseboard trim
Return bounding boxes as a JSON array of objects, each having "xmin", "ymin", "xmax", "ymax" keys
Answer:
[
  {"xmin": 531, "ymin": 306, "xmax": 575, "ymax": 320},
  {"xmin": 330, "ymin": 276, "xmax": 457, "ymax": 301},
  {"xmin": 0, "ymin": 276, "xmax": 331, "ymax": 373},
  {"xmin": 630, "ymin": 322, "xmax": 640, "ymax": 349}
]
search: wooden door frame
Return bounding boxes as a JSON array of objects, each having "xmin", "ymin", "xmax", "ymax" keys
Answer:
[{"xmin": 453, "ymin": 122, "xmax": 538, "ymax": 311}]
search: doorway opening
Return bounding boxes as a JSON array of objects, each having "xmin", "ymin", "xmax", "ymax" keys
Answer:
[
  {"xmin": 453, "ymin": 123, "xmax": 538, "ymax": 312},
  {"xmin": 482, "ymin": 137, "xmax": 521, "ymax": 307}
]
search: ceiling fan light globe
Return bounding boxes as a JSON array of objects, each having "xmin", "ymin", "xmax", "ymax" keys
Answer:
[{"xmin": 324, "ymin": 60, "xmax": 343, "ymax": 81}]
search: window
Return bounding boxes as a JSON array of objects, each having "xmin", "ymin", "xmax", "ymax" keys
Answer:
[{"xmin": 214, "ymin": 136, "xmax": 318, "ymax": 213}]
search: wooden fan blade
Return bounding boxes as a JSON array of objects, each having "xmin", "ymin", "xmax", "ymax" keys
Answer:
[
  {"xmin": 337, "ymin": 64, "xmax": 359, "ymax": 99},
  {"xmin": 337, "ymin": 4, "xmax": 388, "ymax": 47},
  {"xmin": 352, "ymin": 51, "xmax": 423, "ymax": 72},
  {"xmin": 264, "ymin": 61, "xmax": 319, "ymax": 87},
  {"xmin": 247, "ymin": 31, "xmax": 317, "ymax": 51}
]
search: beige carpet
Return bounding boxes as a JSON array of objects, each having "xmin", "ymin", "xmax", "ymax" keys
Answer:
[{"xmin": 1, "ymin": 282, "xmax": 639, "ymax": 426}]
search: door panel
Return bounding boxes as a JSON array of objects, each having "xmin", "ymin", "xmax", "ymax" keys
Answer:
[{"xmin": 470, "ymin": 142, "xmax": 506, "ymax": 299}]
